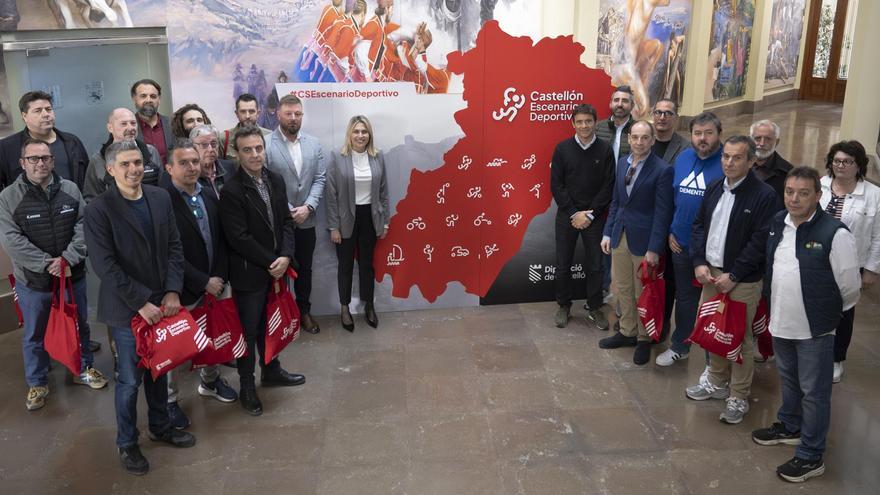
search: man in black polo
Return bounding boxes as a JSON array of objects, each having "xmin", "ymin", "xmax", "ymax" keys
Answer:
[
  {"xmin": 85, "ymin": 140, "xmax": 195, "ymax": 475},
  {"xmin": 550, "ymin": 103, "xmax": 615, "ymax": 329}
]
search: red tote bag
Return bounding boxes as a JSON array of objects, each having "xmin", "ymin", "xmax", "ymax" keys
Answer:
[
  {"xmin": 44, "ymin": 261, "xmax": 81, "ymax": 376},
  {"xmin": 132, "ymin": 308, "xmax": 208, "ymax": 380},
  {"xmin": 687, "ymin": 293, "xmax": 747, "ymax": 364},
  {"xmin": 636, "ymin": 259, "xmax": 666, "ymax": 342},
  {"xmin": 191, "ymin": 294, "xmax": 247, "ymax": 368},
  {"xmin": 752, "ymin": 297, "xmax": 774, "ymax": 359},
  {"xmin": 263, "ymin": 268, "xmax": 301, "ymax": 365},
  {"xmin": 8, "ymin": 274, "xmax": 24, "ymax": 328}
]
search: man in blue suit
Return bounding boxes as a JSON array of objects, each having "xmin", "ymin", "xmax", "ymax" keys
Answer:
[
  {"xmin": 599, "ymin": 120, "xmax": 674, "ymax": 365},
  {"xmin": 266, "ymin": 95, "xmax": 326, "ymax": 334}
]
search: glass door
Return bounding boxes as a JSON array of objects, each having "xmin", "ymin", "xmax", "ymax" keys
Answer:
[{"xmin": 800, "ymin": 0, "xmax": 858, "ymax": 103}]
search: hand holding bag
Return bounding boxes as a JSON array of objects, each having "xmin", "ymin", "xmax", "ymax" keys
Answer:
[
  {"xmin": 263, "ymin": 267, "xmax": 301, "ymax": 365},
  {"xmin": 191, "ymin": 293, "xmax": 247, "ymax": 368},
  {"xmin": 44, "ymin": 260, "xmax": 81, "ymax": 375},
  {"xmin": 686, "ymin": 293, "xmax": 747, "ymax": 364},
  {"xmin": 132, "ymin": 307, "xmax": 208, "ymax": 380}
]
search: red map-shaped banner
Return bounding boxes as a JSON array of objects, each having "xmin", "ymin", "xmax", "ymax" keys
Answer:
[{"xmin": 375, "ymin": 21, "xmax": 614, "ymax": 302}]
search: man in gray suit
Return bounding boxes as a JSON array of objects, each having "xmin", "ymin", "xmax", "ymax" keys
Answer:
[{"xmin": 266, "ymin": 95, "xmax": 326, "ymax": 333}]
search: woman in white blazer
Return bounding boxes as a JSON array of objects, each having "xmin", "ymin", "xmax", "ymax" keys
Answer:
[
  {"xmin": 325, "ymin": 115, "xmax": 389, "ymax": 331},
  {"xmin": 818, "ymin": 140, "xmax": 880, "ymax": 383}
]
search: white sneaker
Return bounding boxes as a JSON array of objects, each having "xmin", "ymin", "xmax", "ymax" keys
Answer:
[
  {"xmin": 833, "ymin": 362, "xmax": 844, "ymax": 384},
  {"xmin": 655, "ymin": 348, "xmax": 689, "ymax": 367},
  {"xmin": 720, "ymin": 397, "xmax": 750, "ymax": 424}
]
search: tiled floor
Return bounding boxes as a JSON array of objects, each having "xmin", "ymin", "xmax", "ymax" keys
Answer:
[{"xmin": 1, "ymin": 100, "xmax": 879, "ymax": 494}]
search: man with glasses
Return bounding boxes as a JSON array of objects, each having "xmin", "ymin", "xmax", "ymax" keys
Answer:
[
  {"xmin": 0, "ymin": 138, "xmax": 109, "ymax": 411},
  {"xmin": 190, "ymin": 125, "xmax": 236, "ymax": 199},
  {"xmin": 162, "ymin": 141, "xmax": 238, "ymax": 430},
  {"xmin": 0, "ymin": 91, "xmax": 90, "ymax": 192},
  {"xmin": 266, "ymin": 95, "xmax": 325, "ymax": 334},
  {"xmin": 656, "ymin": 111, "xmax": 724, "ymax": 367},
  {"xmin": 750, "ymin": 119, "xmax": 792, "ymax": 200},
  {"xmin": 651, "ymin": 98, "xmax": 689, "ymax": 164},
  {"xmin": 599, "ymin": 121, "xmax": 674, "ymax": 366},
  {"xmin": 221, "ymin": 93, "xmax": 271, "ymax": 161}
]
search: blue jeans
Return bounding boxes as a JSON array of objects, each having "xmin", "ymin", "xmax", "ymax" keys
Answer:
[
  {"xmin": 17, "ymin": 278, "xmax": 93, "ymax": 386},
  {"xmin": 774, "ymin": 335, "xmax": 834, "ymax": 461},
  {"xmin": 669, "ymin": 249, "xmax": 701, "ymax": 354},
  {"xmin": 112, "ymin": 325, "xmax": 171, "ymax": 448}
]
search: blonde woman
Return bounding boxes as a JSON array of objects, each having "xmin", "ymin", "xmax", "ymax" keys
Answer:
[{"xmin": 326, "ymin": 115, "xmax": 389, "ymax": 331}]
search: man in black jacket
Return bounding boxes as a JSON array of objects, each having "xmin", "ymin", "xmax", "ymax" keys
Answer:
[
  {"xmin": 190, "ymin": 124, "xmax": 236, "ymax": 200},
  {"xmin": 218, "ymin": 125, "xmax": 303, "ymax": 416},
  {"xmin": 162, "ymin": 141, "xmax": 238, "ymax": 429},
  {"xmin": 750, "ymin": 119, "xmax": 793, "ymax": 201},
  {"xmin": 84, "ymin": 140, "xmax": 195, "ymax": 475},
  {"xmin": 550, "ymin": 103, "xmax": 615, "ymax": 329},
  {"xmin": 685, "ymin": 135, "xmax": 780, "ymax": 425},
  {"xmin": 0, "ymin": 91, "xmax": 89, "ymax": 192}
]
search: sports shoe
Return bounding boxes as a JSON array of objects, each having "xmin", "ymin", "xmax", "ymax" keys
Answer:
[
  {"xmin": 26, "ymin": 385, "xmax": 49, "ymax": 411},
  {"xmin": 118, "ymin": 445, "xmax": 149, "ymax": 475},
  {"xmin": 655, "ymin": 348, "xmax": 689, "ymax": 367},
  {"xmin": 198, "ymin": 377, "xmax": 238, "ymax": 403},
  {"xmin": 833, "ymin": 362, "xmax": 844, "ymax": 384},
  {"xmin": 752, "ymin": 422, "xmax": 802, "ymax": 446},
  {"xmin": 598, "ymin": 331, "xmax": 638, "ymax": 349},
  {"xmin": 685, "ymin": 380, "xmax": 729, "ymax": 401},
  {"xmin": 73, "ymin": 367, "xmax": 109, "ymax": 389},
  {"xmin": 719, "ymin": 396, "xmax": 749, "ymax": 424},
  {"xmin": 586, "ymin": 309, "xmax": 609, "ymax": 331},
  {"xmin": 167, "ymin": 401, "xmax": 191, "ymax": 429},
  {"xmin": 555, "ymin": 306, "xmax": 570, "ymax": 328},
  {"xmin": 777, "ymin": 456, "xmax": 825, "ymax": 483},
  {"xmin": 148, "ymin": 428, "xmax": 196, "ymax": 448},
  {"xmin": 633, "ymin": 341, "xmax": 651, "ymax": 365}
]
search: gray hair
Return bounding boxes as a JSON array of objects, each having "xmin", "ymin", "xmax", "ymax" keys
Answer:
[
  {"xmin": 189, "ymin": 124, "xmax": 220, "ymax": 141},
  {"xmin": 105, "ymin": 139, "xmax": 142, "ymax": 165},
  {"xmin": 749, "ymin": 119, "xmax": 781, "ymax": 140},
  {"xmin": 724, "ymin": 135, "xmax": 757, "ymax": 160}
]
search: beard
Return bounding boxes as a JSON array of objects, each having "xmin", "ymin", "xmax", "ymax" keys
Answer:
[
  {"xmin": 282, "ymin": 121, "xmax": 301, "ymax": 136},
  {"xmin": 137, "ymin": 104, "xmax": 157, "ymax": 118},
  {"xmin": 755, "ymin": 148, "xmax": 774, "ymax": 160}
]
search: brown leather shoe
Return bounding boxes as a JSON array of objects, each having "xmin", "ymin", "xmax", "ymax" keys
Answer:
[{"xmin": 301, "ymin": 313, "xmax": 320, "ymax": 334}]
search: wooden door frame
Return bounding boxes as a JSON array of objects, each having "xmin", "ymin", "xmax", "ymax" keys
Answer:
[{"xmin": 800, "ymin": 0, "xmax": 849, "ymax": 102}]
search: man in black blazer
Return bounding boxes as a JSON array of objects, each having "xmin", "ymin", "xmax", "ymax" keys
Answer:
[
  {"xmin": 84, "ymin": 140, "xmax": 195, "ymax": 475},
  {"xmin": 218, "ymin": 125, "xmax": 303, "ymax": 416},
  {"xmin": 162, "ymin": 141, "xmax": 238, "ymax": 429}
]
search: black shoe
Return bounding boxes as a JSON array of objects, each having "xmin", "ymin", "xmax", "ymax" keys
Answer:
[
  {"xmin": 240, "ymin": 386, "xmax": 263, "ymax": 416},
  {"xmin": 598, "ymin": 332, "xmax": 638, "ymax": 349},
  {"xmin": 752, "ymin": 422, "xmax": 802, "ymax": 446},
  {"xmin": 88, "ymin": 339, "xmax": 101, "ymax": 353},
  {"xmin": 365, "ymin": 303, "xmax": 378, "ymax": 328},
  {"xmin": 118, "ymin": 445, "xmax": 149, "ymax": 475},
  {"xmin": 777, "ymin": 456, "xmax": 825, "ymax": 483},
  {"xmin": 167, "ymin": 401, "xmax": 190, "ymax": 430},
  {"xmin": 302, "ymin": 313, "xmax": 320, "ymax": 334},
  {"xmin": 261, "ymin": 368, "xmax": 306, "ymax": 387},
  {"xmin": 341, "ymin": 306, "xmax": 354, "ymax": 332},
  {"xmin": 148, "ymin": 428, "xmax": 196, "ymax": 448},
  {"xmin": 633, "ymin": 341, "xmax": 651, "ymax": 365}
]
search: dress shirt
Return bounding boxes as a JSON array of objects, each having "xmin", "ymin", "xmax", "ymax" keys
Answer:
[
  {"xmin": 770, "ymin": 212, "xmax": 862, "ymax": 339},
  {"xmin": 624, "ymin": 154, "xmax": 646, "ymax": 196},
  {"xmin": 574, "ymin": 133, "xmax": 596, "ymax": 151},
  {"xmin": 282, "ymin": 132, "xmax": 304, "ymax": 177},
  {"xmin": 705, "ymin": 175, "xmax": 746, "ymax": 267},
  {"xmin": 173, "ymin": 182, "xmax": 214, "ymax": 267},
  {"xmin": 352, "ymin": 150, "xmax": 372, "ymax": 205},
  {"xmin": 613, "ymin": 116, "xmax": 630, "ymax": 163}
]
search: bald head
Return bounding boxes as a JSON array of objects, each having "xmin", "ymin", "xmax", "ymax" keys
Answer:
[{"xmin": 107, "ymin": 108, "xmax": 139, "ymax": 142}]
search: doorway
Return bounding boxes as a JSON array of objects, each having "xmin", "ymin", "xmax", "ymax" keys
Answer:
[{"xmin": 800, "ymin": 0, "xmax": 859, "ymax": 103}]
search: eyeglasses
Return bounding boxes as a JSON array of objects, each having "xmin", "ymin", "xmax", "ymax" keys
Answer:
[
  {"xmin": 23, "ymin": 155, "xmax": 54, "ymax": 164},
  {"xmin": 652, "ymin": 110, "xmax": 676, "ymax": 118},
  {"xmin": 832, "ymin": 158, "xmax": 856, "ymax": 167},
  {"xmin": 195, "ymin": 141, "xmax": 219, "ymax": 150}
]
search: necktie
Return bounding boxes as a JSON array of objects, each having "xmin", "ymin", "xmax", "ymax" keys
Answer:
[{"xmin": 625, "ymin": 164, "xmax": 638, "ymax": 186}]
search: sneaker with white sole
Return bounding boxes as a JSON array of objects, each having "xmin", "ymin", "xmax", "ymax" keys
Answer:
[
  {"xmin": 685, "ymin": 380, "xmax": 729, "ymax": 401},
  {"xmin": 73, "ymin": 367, "xmax": 109, "ymax": 389},
  {"xmin": 832, "ymin": 362, "xmax": 844, "ymax": 383},
  {"xmin": 26, "ymin": 385, "xmax": 49, "ymax": 411},
  {"xmin": 752, "ymin": 422, "xmax": 802, "ymax": 446},
  {"xmin": 777, "ymin": 456, "xmax": 825, "ymax": 483},
  {"xmin": 198, "ymin": 377, "xmax": 238, "ymax": 403},
  {"xmin": 655, "ymin": 348, "xmax": 689, "ymax": 367},
  {"xmin": 719, "ymin": 396, "xmax": 749, "ymax": 424},
  {"xmin": 586, "ymin": 309, "xmax": 609, "ymax": 331}
]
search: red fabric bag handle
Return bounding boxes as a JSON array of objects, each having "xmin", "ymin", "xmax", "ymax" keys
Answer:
[{"xmin": 52, "ymin": 258, "xmax": 74, "ymax": 306}]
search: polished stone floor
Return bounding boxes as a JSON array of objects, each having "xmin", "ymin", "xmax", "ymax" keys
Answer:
[{"xmin": 2, "ymin": 100, "xmax": 879, "ymax": 494}]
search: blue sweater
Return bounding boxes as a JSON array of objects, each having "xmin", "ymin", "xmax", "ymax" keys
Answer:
[{"xmin": 669, "ymin": 147, "xmax": 723, "ymax": 247}]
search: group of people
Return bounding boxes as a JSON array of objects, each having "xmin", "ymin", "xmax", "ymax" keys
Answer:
[
  {"xmin": 0, "ymin": 79, "xmax": 389, "ymax": 475},
  {"xmin": 550, "ymin": 85, "xmax": 878, "ymax": 483}
]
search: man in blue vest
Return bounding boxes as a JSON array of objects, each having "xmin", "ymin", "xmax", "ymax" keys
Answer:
[{"xmin": 752, "ymin": 166, "xmax": 860, "ymax": 483}]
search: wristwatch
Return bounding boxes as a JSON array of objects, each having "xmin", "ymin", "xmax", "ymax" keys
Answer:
[
  {"xmin": 307, "ymin": 204, "xmax": 315, "ymax": 213},
  {"xmin": 727, "ymin": 272, "xmax": 738, "ymax": 283}
]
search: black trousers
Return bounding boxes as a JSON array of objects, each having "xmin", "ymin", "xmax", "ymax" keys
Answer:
[
  {"xmin": 555, "ymin": 213, "xmax": 604, "ymax": 310},
  {"xmin": 336, "ymin": 204, "xmax": 377, "ymax": 305},
  {"xmin": 662, "ymin": 243, "xmax": 676, "ymax": 338},
  {"xmin": 293, "ymin": 226, "xmax": 316, "ymax": 314},
  {"xmin": 234, "ymin": 284, "xmax": 281, "ymax": 388},
  {"xmin": 834, "ymin": 307, "xmax": 855, "ymax": 362}
]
